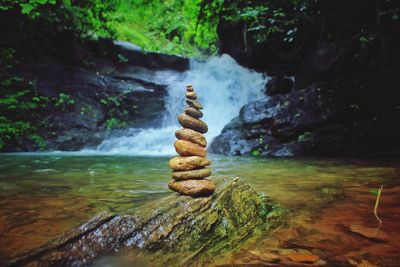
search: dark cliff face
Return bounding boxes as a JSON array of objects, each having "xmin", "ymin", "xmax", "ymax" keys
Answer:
[
  {"xmin": 210, "ymin": 80, "xmax": 400, "ymax": 157},
  {"xmin": 7, "ymin": 40, "xmax": 189, "ymax": 152},
  {"xmin": 211, "ymin": 0, "xmax": 400, "ymax": 157}
]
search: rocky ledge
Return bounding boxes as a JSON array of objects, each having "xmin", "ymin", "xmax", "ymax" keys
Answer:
[
  {"xmin": 6, "ymin": 39, "xmax": 189, "ymax": 152},
  {"xmin": 210, "ymin": 79, "xmax": 400, "ymax": 157},
  {"xmin": 6, "ymin": 176, "xmax": 283, "ymax": 267}
]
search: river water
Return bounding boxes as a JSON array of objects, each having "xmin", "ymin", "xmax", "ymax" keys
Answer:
[
  {"xmin": 0, "ymin": 154, "xmax": 399, "ymax": 266},
  {"xmin": 1, "ymin": 55, "xmax": 399, "ymax": 266}
]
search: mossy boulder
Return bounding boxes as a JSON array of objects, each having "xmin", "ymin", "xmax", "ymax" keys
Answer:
[{"xmin": 7, "ymin": 176, "xmax": 283, "ymax": 267}]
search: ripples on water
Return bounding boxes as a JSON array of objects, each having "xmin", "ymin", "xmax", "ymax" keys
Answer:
[{"xmin": 0, "ymin": 154, "xmax": 399, "ymax": 265}]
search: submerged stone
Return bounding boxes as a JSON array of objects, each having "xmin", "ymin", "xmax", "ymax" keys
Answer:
[
  {"xmin": 348, "ymin": 224, "xmax": 388, "ymax": 243},
  {"xmin": 172, "ymin": 167, "xmax": 212, "ymax": 180}
]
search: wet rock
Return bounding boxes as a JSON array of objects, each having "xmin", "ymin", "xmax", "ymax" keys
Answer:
[
  {"xmin": 315, "ymin": 259, "xmax": 327, "ymax": 266},
  {"xmin": 168, "ymin": 178, "xmax": 215, "ymax": 196},
  {"xmin": 172, "ymin": 167, "xmax": 212, "ymax": 180},
  {"xmin": 186, "ymin": 84, "xmax": 194, "ymax": 92},
  {"xmin": 174, "ymin": 140, "xmax": 207, "ymax": 157},
  {"xmin": 186, "ymin": 91, "xmax": 197, "ymax": 100},
  {"xmin": 186, "ymin": 99, "xmax": 203, "ymax": 110},
  {"xmin": 170, "ymin": 85, "xmax": 214, "ymax": 197},
  {"xmin": 356, "ymin": 259, "xmax": 378, "ymax": 267},
  {"xmin": 8, "ymin": 38, "xmax": 181, "ymax": 151},
  {"xmin": 178, "ymin": 113, "xmax": 208, "ymax": 134},
  {"xmin": 169, "ymin": 156, "xmax": 211, "ymax": 171},
  {"xmin": 258, "ymin": 252, "xmax": 281, "ymax": 263},
  {"xmin": 8, "ymin": 176, "xmax": 281, "ymax": 267},
  {"xmin": 210, "ymin": 80, "xmax": 386, "ymax": 157},
  {"xmin": 98, "ymin": 38, "xmax": 189, "ymax": 71},
  {"xmin": 287, "ymin": 254, "xmax": 320, "ymax": 263},
  {"xmin": 348, "ymin": 224, "xmax": 388, "ymax": 243},
  {"xmin": 185, "ymin": 107, "xmax": 203, "ymax": 119},
  {"xmin": 294, "ymin": 43, "xmax": 340, "ymax": 90},
  {"xmin": 175, "ymin": 128, "xmax": 207, "ymax": 147},
  {"xmin": 265, "ymin": 76, "xmax": 293, "ymax": 96}
]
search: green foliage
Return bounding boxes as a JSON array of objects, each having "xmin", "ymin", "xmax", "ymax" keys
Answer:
[
  {"xmin": 251, "ymin": 148, "xmax": 261, "ymax": 157},
  {"xmin": 217, "ymin": 0, "xmax": 300, "ymax": 44},
  {"xmin": 100, "ymin": 96, "xmax": 121, "ymax": 107},
  {"xmin": 0, "ymin": 78, "xmax": 49, "ymax": 150},
  {"xmin": 297, "ymin": 132, "xmax": 313, "ymax": 143},
  {"xmin": 108, "ymin": 0, "xmax": 219, "ymax": 56},
  {"xmin": 54, "ymin": 93, "xmax": 75, "ymax": 111},
  {"xmin": 369, "ymin": 188, "xmax": 380, "ymax": 196},
  {"xmin": 0, "ymin": 47, "xmax": 49, "ymax": 150},
  {"xmin": 104, "ymin": 118, "xmax": 126, "ymax": 131},
  {"xmin": 0, "ymin": 0, "xmax": 118, "ymax": 64},
  {"xmin": 1, "ymin": 0, "xmax": 56, "ymax": 18},
  {"xmin": 100, "ymin": 96, "xmax": 131, "ymax": 131},
  {"xmin": 1, "ymin": 0, "xmax": 220, "ymax": 58},
  {"xmin": 117, "ymin": 54, "xmax": 128, "ymax": 64}
]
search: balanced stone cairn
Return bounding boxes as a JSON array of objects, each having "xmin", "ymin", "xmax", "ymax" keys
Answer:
[{"xmin": 168, "ymin": 84, "xmax": 215, "ymax": 197}]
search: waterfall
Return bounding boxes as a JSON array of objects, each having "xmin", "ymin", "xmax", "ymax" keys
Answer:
[{"xmin": 94, "ymin": 54, "xmax": 267, "ymax": 155}]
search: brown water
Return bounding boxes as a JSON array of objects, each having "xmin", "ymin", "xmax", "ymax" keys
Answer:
[{"xmin": 0, "ymin": 154, "xmax": 399, "ymax": 266}]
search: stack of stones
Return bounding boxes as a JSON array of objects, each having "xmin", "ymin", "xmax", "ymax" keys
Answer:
[{"xmin": 168, "ymin": 84, "xmax": 215, "ymax": 197}]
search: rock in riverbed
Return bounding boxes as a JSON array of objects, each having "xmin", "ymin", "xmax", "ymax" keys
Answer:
[{"xmin": 7, "ymin": 176, "xmax": 282, "ymax": 267}]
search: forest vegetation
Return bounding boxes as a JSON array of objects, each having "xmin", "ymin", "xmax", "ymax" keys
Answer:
[{"xmin": 0, "ymin": 0, "xmax": 399, "ymax": 153}]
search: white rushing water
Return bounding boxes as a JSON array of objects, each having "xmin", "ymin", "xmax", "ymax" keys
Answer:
[{"xmin": 92, "ymin": 54, "xmax": 267, "ymax": 156}]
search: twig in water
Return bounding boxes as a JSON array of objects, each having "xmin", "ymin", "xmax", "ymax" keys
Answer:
[{"xmin": 373, "ymin": 185, "xmax": 383, "ymax": 227}]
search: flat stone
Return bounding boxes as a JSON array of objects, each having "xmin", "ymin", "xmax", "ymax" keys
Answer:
[
  {"xmin": 258, "ymin": 252, "xmax": 280, "ymax": 263},
  {"xmin": 175, "ymin": 128, "xmax": 207, "ymax": 147},
  {"xmin": 186, "ymin": 91, "xmax": 197, "ymax": 100},
  {"xmin": 169, "ymin": 156, "xmax": 211, "ymax": 171},
  {"xmin": 168, "ymin": 179, "xmax": 215, "ymax": 197},
  {"xmin": 186, "ymin": 99, "xmax": 203, "ymax": 109},
  {"xmin": 172, "ymin": 167, "xmax": 212, "ymax": 180},
  {"xmin": 178, "ymin": 113, "xmax": 208, "ymax": 133},
  {"xmin": 174, "ymin": 140, "xmax": 206, "ymax": 157},
  {"xmin": 315, "ymin": 259, "xmax": 327, "ymax": 266},
  {"xmin": 186, "ymin": 84, "xmax": 194, "ymax": 92},
  {"xmin": 348, "ymin": 224, "xmax": 388, "ymax": 243},
  {"xmin": 185, "ymin": 107, "xmax": 203, "ymax": 119},
  {"xmin": 287, "ymin": 254, "xmax": 320, "ymax": 263}
]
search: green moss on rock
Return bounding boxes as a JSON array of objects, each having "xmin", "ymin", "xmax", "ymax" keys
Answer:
[{"xmin": 8, "ymin": 176, "xmax": 285, "ymax": 267}]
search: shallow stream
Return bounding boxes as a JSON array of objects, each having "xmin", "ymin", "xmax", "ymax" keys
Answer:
[{"xmin": 0, "ymin": 155, "xmax": 399, "ymax": 266}]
